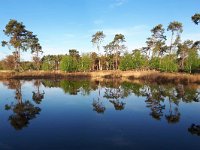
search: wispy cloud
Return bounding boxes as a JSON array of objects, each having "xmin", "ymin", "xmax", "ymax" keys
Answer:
[{"xmin": 110, "ymin": 0, "xmax": 127, "ymax": 8}]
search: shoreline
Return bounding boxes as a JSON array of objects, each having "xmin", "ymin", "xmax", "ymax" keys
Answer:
[{"xmin": 0, "ymin": 70, "xmax": 200, "ymax": 84}]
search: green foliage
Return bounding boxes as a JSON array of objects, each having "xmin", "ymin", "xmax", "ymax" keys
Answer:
[
  {"xmin": 2, "ymin": 19, "xmax": 39, "ymax": 71},
  {"xmin": 104, "ymin": 34, "xmax": 126, "ymax": 70},
  {"xmin": 149, "ymin": 55, "xmax": 178, "ymax": 72},
  {"xmin": 21, "ymin": 62, "xmax": 35, "ymax": 71},
  {"xmin": 60, "ymin": 55, "xmax": 78, "ymax": 72},
  {"xmin": 41, "ymin": 62, "xmax": 51, "ymax": 71},
  {"xmin": 184, "ymin": 50, "xmax": 200, "ymax": 73},
  {"xmin": 69, "ymin": 49, "xmax": 80, "ymax": 59},
  {"xmin": 119, "ymin": 53, "xmax": 133, "ymax": 71},
  {"xmin": 91, "ymin": 31, "xmax": 105, "ymax": 49},
  {"xmin": 3, "ymin": 20, "xmax": 29, "ymax": 49},
  {"xmin": 167, "ymin": 21, "xmax": 183, "ymax": 33},
  {"xmin": 1, "ymin": 19, "xmax": 200, "ymax": 74},
  {"xmin": 132, "ymin": 50, "xmax": 147, "ymax": 69},
  {"xmin": 192, "ymin": 13, "xmax": 200, "ymax": 25},
  {"xmin": 41, "ymin": 55, "xmax": 63, "ymax": 71},
  {"xmin": 167, "ymin": 21, "xmax": 183, "ymax": 54},
  {"xmin": 41, "ymin": 61, "xmax": 52, "ymax": 70},
  {"xmin": 159, "ymin": 55, "xmax": 178, "ymax": 72},
  {"xmin": 79, "ymin": 54, "xmax": 92, "ymax": 72},
  {"xmin": 91, "ymin": 31, "xmax": 106, "ymax": 71},
  {"xmin": 149, "ymin": 57, "xmax": 160, "ymax": 70},
  {"xmin": 119, "ymin": 51, "xmax": 146, "ymax": 71}
]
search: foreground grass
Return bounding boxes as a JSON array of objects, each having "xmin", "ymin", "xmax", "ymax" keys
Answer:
[{"xmin": 0, "ymin": 70, "xmax": 200, "ymax": 84}]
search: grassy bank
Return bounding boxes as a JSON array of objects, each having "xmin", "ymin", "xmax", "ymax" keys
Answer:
[{"xmin": 0, "ymin": 70, "xmax": 200, "ymax": 84}]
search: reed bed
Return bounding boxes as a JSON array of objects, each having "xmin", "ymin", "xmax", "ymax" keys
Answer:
[{"xmin": 0, "ymin": 70, "xmax": 200, "ymax": 84}]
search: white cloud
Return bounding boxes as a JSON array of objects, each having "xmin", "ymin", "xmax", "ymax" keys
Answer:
[{"xmin": 110, "ymin": 0, "xmax": 127, "ymax": 8}]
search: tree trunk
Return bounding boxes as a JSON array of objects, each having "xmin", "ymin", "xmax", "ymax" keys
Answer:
[
  {"xmin": 14, "ymin": 49, "xmax": 18, "ymax": 71},
  {"xmin": 36, "ymin": 51, "xmax": 40, "ymax": 71},
  {"xmin": 116, "ymin": 55, "xmax": 118, "ymax": 70},
  {"xmin": 106, "ymin": 61, "xmax": 109, "ymax": 70},
  {"xmin": 181, "ymin": 58, "xmax": 184, "ymax": 70},
  {"xmin": 99, "ymin": 59, "xmax": 102, "ymax": 71},
  {"xmin": 16, "ymin": 81, "xmax": 22, "ymax": 104},
  {"xmin": 170, "ymin": 32, "xmax": 174, "ymax": 54},
  {"xmin": 115, "ymin": 49, "xmax": 118, "ymax": 70},
  {"xmin": 16, "ymin": 48, "xmax": 21, "ymax": 71}
]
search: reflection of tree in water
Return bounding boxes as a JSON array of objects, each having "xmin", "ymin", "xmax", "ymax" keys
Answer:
[
  {"xmin": 109, "ymin": 99, "xmax": 125, "ymax": 111},
  {"xmin": 92, "ymin": 98, "xmax": 106, "ymax": 114},
  {"xmin": 188, "ymin": 124, "xmax": 200, "ymax": 136},
  {"xmin": 42, "ymin": 80, "xmax": 98, "ymax": 96},
  {"xmin": 165, "ymin": 107, "xmax": 180, "ymax": 123},
  {"xmin": 165, "ymin": 96, "xmax": 180, "ymax": 124},
  {"xmin": 121, "ymin": 82, "xmax": 143, "ymax": 97},
  {"xmin": 146, "ymin": 98, "xmax": 165, "ymax": 120},
  {"xmin": 5, "ymin": 101, "xmax": 41, "ymax": 130},
  {"xmin": 128, "ymin": 83, "xmax": 199, "ymax": 123},
  {"xmin": 183, "ymin": 88, "xmax": 200, "ymax": 103},
  {"xmin": 32, "ymin": 80, "xmax": 45, "ymax": 104},
  {"xmin": 92, "ymin": 81, "xmax": 106, "ymax": 114},
  {"xmin": 3, "ymin": 80, "xmax": 23, "ymax": 104},
  {"xmin": 40, "ymin": 80, "xmax": 199, "ymax": 123},
  {"xmin": 176, "ymin": 84, "xmax": 200, "ymax": 103},
  {"xmin": 60, "ymin": 80, "xmax": 80, "ymax": 95},
  {"xmin": 4, "ymin": 80, "xmax": 41, "ymax": 130},
  {"xmin": 176, "ymin": 84, "xmax": 185, "ymax": 100},
  {"xmin": 42, "ymin": 79, "xmax": 61, "ymax": 88},
  {"xmin": 164, "ymin": 86, "xmax": 181, "ymax": 124},
  {"xmin": 142, "ymin": 85, "xmax": 165, "ymax": 120},
  {"xmin": 104, "ymin": 87, "xmax": 127, "ymax": 111}
]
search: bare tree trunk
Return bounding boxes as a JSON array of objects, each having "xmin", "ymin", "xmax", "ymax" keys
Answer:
[
  {"xmin": 16, "ymin": 81, "xmax": 22, "ymax": 104},
  {"xmin": 14, "ymin": 49, "xmax": 18, "ymax": 71},
  {"xmin": 99, "ymin": 59, "xmax": 102, "ymax": 71},
  {"xmin": 106, "ymin": 61, "xmax": 109, "ymax": 70},
  {"xmin": 116, "ymin": 54, "xmax": 118, "ymax": 70},
  {"xmin": 115, "ymin": 48, "xmax": 118, "ymax": 70},
  {"xmin": 170, "ymin": 32, "xmax": 174, "ymax": 54},
  {"xmin": 15, "ymin": 48, "xmax": 20, "ymax": 71},
  {"xmin": 181, "ymin": 58, "xmax": 184, "ymax": 70},
  {"xmin": 36, "ymin": 51, "xmax": 40, "ymax": 71}
]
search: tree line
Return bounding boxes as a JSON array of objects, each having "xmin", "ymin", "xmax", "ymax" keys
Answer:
[{"xmin": 0, "ymin": 13, "xmax": 200, "ymax": 73}]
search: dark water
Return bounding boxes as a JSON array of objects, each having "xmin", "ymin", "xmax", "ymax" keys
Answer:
[{"xmin": 0, "ymin": 79, "xmax": 200, "ymax": 150}]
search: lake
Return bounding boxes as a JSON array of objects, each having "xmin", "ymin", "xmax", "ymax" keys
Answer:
[{"xmin": 0, "ymin": 79, "xmax": 199, "ymax": 150}]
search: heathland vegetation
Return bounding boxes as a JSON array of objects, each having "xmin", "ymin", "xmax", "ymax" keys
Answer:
[{"xmin": 0, "ymin": 14, "xmax": 200, "ymax": 75}]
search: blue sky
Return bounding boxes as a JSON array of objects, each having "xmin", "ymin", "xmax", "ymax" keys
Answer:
[{"xmin": 0, "ymin": 0, "xmax": 200, "ymax": 60}]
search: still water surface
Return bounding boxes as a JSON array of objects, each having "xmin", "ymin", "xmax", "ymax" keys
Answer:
[{"xmin": 0, "ymin": 79, "xmax": 199, "ymax": 150}]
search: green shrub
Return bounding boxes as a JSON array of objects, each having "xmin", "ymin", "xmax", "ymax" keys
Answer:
[
  {"xmin": 159, "ymin": 55, "xmax": 178, "ymax": 72},
  {"xmin": 60, "ymin": 55, "xmax": 78, "ymax": 72}
]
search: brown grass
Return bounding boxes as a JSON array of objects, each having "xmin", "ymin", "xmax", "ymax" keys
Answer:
[
  {"xmin": 132, "ymin": 71, "xmax": 200, "ymax": 84},
  {"xmin": 0, "ymin": 70, "xmax": 200, "ymax": 84}
]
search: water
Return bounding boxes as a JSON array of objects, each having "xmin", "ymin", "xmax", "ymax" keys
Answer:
[{"xmin": 0, "ymin": 79, "xmax": 199, "ymax": 150}]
